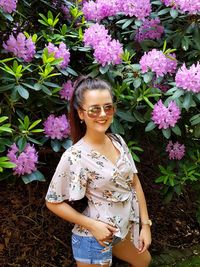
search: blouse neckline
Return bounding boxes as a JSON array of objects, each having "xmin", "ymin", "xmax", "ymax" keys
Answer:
[{"xmin": 79, "ymin": 135, "xmax": 122, "ymax": 167}]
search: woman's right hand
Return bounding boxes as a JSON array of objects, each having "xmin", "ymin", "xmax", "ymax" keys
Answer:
[{"xmin": 89, "ymin": 220, "xmax": 118, "ymax": 246}]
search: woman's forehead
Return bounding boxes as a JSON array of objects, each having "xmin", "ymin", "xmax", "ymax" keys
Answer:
[{"xmin": 83, "ymin": 89, "xmax": 113, "ymax": 105}]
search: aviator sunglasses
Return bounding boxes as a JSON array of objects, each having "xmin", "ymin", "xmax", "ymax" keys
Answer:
[{"xmin": 80, "ymin": 103, "xmax": 116, "ymax": 118}]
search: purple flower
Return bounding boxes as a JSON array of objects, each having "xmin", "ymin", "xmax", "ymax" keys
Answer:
[
  {"xmin": 121, "ymin": 0, "xmax": 151, "ymax": 20},
  {"xmin": 93, "ymin": 39, "xmax": 123, "ymax": 66},
  {"xmin": 0, "ymin": 0, "xmax": 17, "ymax": 13},
  {"xmin": 84, "ymin": 23, "xmax": 111, "ymax": 48},
  {"xmin": 59, "ymin": 80, "xmax": 74, "ymax": 101},
  {"xmin": 135, "ymin": 18, "xmax": 164, "ymax": 42},
  {"xmin": 83, "ymin": 23, "xmax": 123, "ymax": 66},
  {"xmin": 3, "ymin": 33, "xmax": 36, "ymax": 62},
  {"xmin": 166, "ymin": 141, "xmax": 185, "ymax": 160},
  {"xmin": 82, "ymin": 0, "xmax": 151, "ymax": 21},
  {"xmin": 82, "ymin": 0, "xmax": 121, "ymax": 21},
  {"xmin": 139, "ymin": 49, "xmax": 177, "ymax": 77},
  {"xmin": 43, "ymin": 114, "xmax": 70, "ymax": 140},
  {"xmin": 7, "ymin": 143, "xmax": 38, "ymax": 176},
  {"xmin": 46, "ymin": 42, "xmax": 70, "ymax": 69},
  {"xmin": 152, "ymin": 100, "xmax": 181, "ymax": 129},
  {"xmin": 175, "ymin": 62, "xmax": 200, "ymax": 93},
  {"xmin": 162, "ymin": 0, "xmax": 200, "ymax": 14}
]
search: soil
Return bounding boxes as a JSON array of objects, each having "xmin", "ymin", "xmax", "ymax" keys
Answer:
[{"xmin": 0, "ymin": 150, "xmax": 200, "ymax": 267}]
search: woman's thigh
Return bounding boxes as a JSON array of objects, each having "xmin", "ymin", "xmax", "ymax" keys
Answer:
[
  {"xmin": 112, "ymin": 233, "xmax": 151, "ymax": 267},
  {"xmin": 76, "ymin": 262, "xmax": 110, "ymax": 267}
]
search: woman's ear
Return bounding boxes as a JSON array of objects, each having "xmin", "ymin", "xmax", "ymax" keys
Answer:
[{"xmin": 77, "ymin": 108, "xmax": 84, "ymax": 120}]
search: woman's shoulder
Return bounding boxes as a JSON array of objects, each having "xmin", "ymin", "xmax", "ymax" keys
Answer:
[
  {"xmin": 108, "ymin": 133, "xmax": 125, "ymax": 145},
  {"xmin": 62, "ymin": 138, "xmax": 85, "ymax": 157}
]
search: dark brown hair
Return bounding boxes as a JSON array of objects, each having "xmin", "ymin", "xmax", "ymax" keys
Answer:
[{"xmin": 69, "ymin": 76, "xmax": 114, "ymax": 144}]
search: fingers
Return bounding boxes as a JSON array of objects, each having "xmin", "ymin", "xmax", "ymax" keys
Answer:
[{"xmin": 106, "ymin": 224, "xmax": 119, "ymax": 233}]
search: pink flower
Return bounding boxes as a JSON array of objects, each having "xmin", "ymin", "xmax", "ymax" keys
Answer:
[
  {"xmin": 166, "ymin": 141, "xmax": 185, "ymax": 160},
  {"xmin": 162, "ymin": 0, "xmax": 200, "ymax": 14},
  {"xmin": 121, "ymin": 0, "xmax": 151, "ymax": 20},
  {"xmin": 152, "ymin": 100, "xmax": 181, "ymax": 129},
  {"xmin": 59, "ymin": 81, "xmax": 74, "ymax": 101},
  {"xmin": 135, "ymin": 18, "xmax": 164, "ymax": 42},
  {"xmin": 46, "ymin": 42, "xmax": 70, "ymax": 69},
  {"xmin": 139, "ymin": 49, "xmax": 177, "ymax": 77},
  {"xmin": 0, "ymin": 0, "xmax": 17, "ymax": 13},
  {"xmin": 3, "ymin": 33, "xmax": 36, "ymax": 62},
  {"xmin": 7, "ymin": 143, "xmax": 38, "ymax": 176},
  {"xmin": 175, "ymin": 62, "xmax": 200, "ymax": 93},
  {"xmin": 83, "ymin": 23, "xmax": 123, "ymax": 66},
  {"xmin": 84, "ymin": 23, "xmax": 111, "ymax": 48},
  {"xmin": 43, "ymin": 114, "xmax": 70, "ymax": 140}
]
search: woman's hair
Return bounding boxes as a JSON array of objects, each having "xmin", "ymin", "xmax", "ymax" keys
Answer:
[{"xmin": 69, "ymin": 75, "xmax": 114, "ymax": 144}]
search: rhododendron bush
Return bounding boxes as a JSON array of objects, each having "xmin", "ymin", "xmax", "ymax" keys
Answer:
[{"xmin": 0, "ymin": 0, "xmax": 200, "ymax": 219}]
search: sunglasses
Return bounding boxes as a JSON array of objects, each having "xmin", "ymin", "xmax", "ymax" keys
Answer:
[{"xmin": 81, "ymin": 103, "xmax": 116, "ymax": 118}]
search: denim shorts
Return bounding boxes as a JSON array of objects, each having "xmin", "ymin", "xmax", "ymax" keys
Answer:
[{"xmin": 71, "ymin": 233, "xmax": 121, "ymax": 265}]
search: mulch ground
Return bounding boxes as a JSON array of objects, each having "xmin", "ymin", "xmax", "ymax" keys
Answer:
[{"xmin": 0, "ymin": 150, "xmax": 200, "ymax": 267}]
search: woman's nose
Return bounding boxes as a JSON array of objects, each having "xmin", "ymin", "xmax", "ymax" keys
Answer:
[{"xmin": 99, "ymin": 107, "xmax": 106, "ymax": 116}]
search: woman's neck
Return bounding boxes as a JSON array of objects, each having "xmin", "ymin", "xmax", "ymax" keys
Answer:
[{"xmin": 83, "ymin": 131, "xmax": 108, "ymax": 145}]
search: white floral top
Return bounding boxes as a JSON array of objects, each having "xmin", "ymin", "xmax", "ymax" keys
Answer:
[{"xmin": 46, "ymin": 134, "xmax": 140, "ymax": 248}]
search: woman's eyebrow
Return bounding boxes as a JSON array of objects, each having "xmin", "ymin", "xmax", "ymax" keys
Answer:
[{"xmin": 89, "ymin": 102, "xmax": 113, "ymax": 107}]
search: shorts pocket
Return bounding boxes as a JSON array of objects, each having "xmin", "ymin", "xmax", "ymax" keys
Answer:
[{"xmin": 71, "ymin": 234, "xmax": 82, "ymax": 248}]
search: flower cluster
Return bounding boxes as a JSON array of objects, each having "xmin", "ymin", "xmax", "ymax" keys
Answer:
[
  {"xmin": 59, "ymin": 80, "xmax": 74, "ymax": 101},
  {"xmin": 3, "ymin": 33, "xmax": 36, "ymax": 62},
  {"xmin": 83, "ymin": 23, "xmax": 123, "ymax": 66},
  {"xmin": 0, "ymin": 0, "xmax": 17, "ymax": 13},
  {"xmin": 162, "ymin": 0, "xmax": 200, "ymax": 14},
  {"xmin": 139, "ymin": 49, "xmax": 177, "ymax": 77},
  {"xmin": 175, "ymin": 62, "xmax": 200, "ymax": 93},
  {"xmin": 82, "ymin": 0, "xmax": 151, "ymax": 21},
  {"xmin": 121, "ymin": 0, "xmax": 151, "ymax": 20},
  {"xmin": 135, "ymin": 18, "xmax": 164, "ymax": 42},
  {"xmin": 166, "ymin": 141, "xmax": 185, "ymax": 160},
  {"xmin": 152, "ymin": 100, "xmax": 181, "ymax": 129},
  {"xmin": 46, "ymin": 42, "xmax": 70, "ymax": 69},
  {"xmin": 7, "ymin": 143, "xmax": 38, "ymax": 176},
  {"xmin": 43, "ymin": 114, "xmax": 70, "ymax": 140}
]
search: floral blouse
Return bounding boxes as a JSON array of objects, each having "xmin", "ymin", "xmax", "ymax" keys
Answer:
[{"xmin": 45, "ymin": 134, "xmax": 140, "ymax": 248}]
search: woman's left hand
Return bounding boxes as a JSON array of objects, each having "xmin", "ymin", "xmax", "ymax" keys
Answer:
[{"xmin": 138, "ymin": 226, "xmax": 151, "ymax": 254}]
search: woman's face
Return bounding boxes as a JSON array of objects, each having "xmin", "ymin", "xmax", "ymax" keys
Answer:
[{"xmin": 78, "ymin": 89, "xmax": 115, "ymax": 134}]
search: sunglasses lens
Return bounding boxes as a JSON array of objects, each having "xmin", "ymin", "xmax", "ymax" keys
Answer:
[
  {"xmin": 88, "ymin": 106, "xmax": 101, "ymax": 118},
  {"xmin": 87, "ymin": 104, "xmax": 115, "ymax": 118}
]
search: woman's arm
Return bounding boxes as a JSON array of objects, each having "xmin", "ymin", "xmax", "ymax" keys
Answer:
[
  {"xmin": 46, "ymin": 201, "xmax": 117, "ymax": 244},
  {"xmin": 132, "ymin": 174, "xmax": 152, "ymax": 253}
]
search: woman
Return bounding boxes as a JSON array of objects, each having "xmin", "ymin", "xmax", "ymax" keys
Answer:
[{"xmin": 45, "ymin": 76, "xmax": 152, "ymax": 267}]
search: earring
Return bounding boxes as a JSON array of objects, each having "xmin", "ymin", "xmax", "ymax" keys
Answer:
[{"xmin": 80, "ymin": 120, "xmax": 84, "ymax": 124}]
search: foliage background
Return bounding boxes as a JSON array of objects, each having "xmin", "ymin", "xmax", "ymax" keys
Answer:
[{"xmin": 0, "ymin": 0, "xmax": 200, "ymax": 265}]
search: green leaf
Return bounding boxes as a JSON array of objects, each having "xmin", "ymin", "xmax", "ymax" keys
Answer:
[
  {"xmin": 182, "ymin": 93, "xmax": 193, "ymax": 110},
  {"xmin": 143, "ymin": 73, "xmax": 153, "ymax": 83},
  {"xmin": 171, "ymin": 125, "xmax": 181, "ymax": 136},
  {"xmin": 133, "ymin": 110, "xmax": 145, "ymax": 123},
  {"xmin": 133, "ymin": 78, "xmax": 141, "ymax": 89},
  {"xmin": 22, "ymin": 170, "xmax": 45, "ymax": 184},
  {"xmin": 116, "ymin": 110, "xmax": 136, "ymax": 122},
  {"xmin": 145, "ymin": 121, "xmax": 156, "ymax": 132},
  {"xmin": 28, "ymin": 119, "xmax": 42, "ymax": 130},
  {"xmin": 51, "ymin": 139, "xmax": 61, "ymax": 152},
  {"xmin": 17, "ymin": 137, "xmax": 27, "ymax": 152},
  {"xmin": 41, "ymin": 85, "xmax": 52, "ymax": 95},
  {"xmin": 190, "ymin": 114, "xmax": 200, "ymax": 126},
  {"xmin": 99, "ymin": 65, "xmax": 110, "ymax": 74},
  {"xmin": 111, "ymin": 118, "xmax": 124, "ymax": 134},
  {"xmin": 66, "ymin": 67, "xmax": 78, "ymax": 76},
  {"xmin": 62, "ymin": 139, "xmax": 73, "ymax": 149},
  {"xmin": 16, "ymin": 85, "xmax": 29, "ymax": 99},
  {"xmin": 0, "ymin": 117, "xmax": 8, "ymax": 124},
  {"xmin": 162, "ymin": 128, "xmax": 171, "ymax": 139},
  {"xmin": 170, "ymin": 9, "xmax": 178, "ymax": 19}
]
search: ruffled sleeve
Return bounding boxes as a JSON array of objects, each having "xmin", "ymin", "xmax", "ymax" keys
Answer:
[
  {"xmin": 45, "ymin": 147, "xmax": 87, "ymax": 203},
  {"xmin": 116, "ymin": 134, "xmax": 138, "ymax": 173}
]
